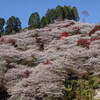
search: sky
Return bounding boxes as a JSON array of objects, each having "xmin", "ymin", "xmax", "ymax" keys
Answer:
[{"xmin": 0, "ymin": 0, "xmax": 100, "ymax": 28}]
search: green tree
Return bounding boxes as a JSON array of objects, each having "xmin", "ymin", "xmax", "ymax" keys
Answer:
[
  {"xmin": 45, "ymin": 9, "xmax": 57, "ymax": 24},
  {"xmin": 63, "ymin": 6, "xmax": 71, "ymax": 19},
  {"xmin": 28, "ymin": 12, "xmax": 40, "ymax": 29},
  {"xmin": 40, "ymin": 16, "xmax": 47, "ymax": 28},
  {"xmin": 5, "ymin": 16, "xmax": 21, "ymax": 34},
  {"xmin": 0, "ymin": 18, "xmax": 5, "ymax": 36},
  {"xmin": 55, "ymin": 5, "xmax": 65, "ymax": 21},
  {"xmin": 71, "ymin": 7, "xmax": 80, "ymax": 21}
]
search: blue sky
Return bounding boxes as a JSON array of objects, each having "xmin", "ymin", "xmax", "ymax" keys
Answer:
[{"xmin": 0, "ymin": 0, "xmax": 99, "ymax": 28}]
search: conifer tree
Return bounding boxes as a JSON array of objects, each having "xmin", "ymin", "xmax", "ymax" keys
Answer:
[
  {"xmin": 28, "ymin": 12, "xmax": 40, "ymax": 29},
  {"xmin": 55, "ymin": 5, "xmax": 65, "ymax": 21},
  {"xmin": 40, "ymin": 16, "xmax": 47, "ymax": 28},
  {"xmin": 0, "ymin": 18, "xmax": 5, "ymax": 36},
  {"xmin": 63, "ymin": 6, "xmax": 71, "ymax": 19},
  {"xmin": 45, "ymin": 9, "xmax": 57, "ymax": 24},
  {"xmin": 5, "ymin": 16, "xmax": 21, "ymax": 34},
  {"xmin": 71, "ymin": 7, "xmax": 80, "ymax": 21}
]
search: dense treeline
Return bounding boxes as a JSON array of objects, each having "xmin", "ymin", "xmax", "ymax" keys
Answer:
[
  {"xmin": 0, "ymin": 5, "xmax": 79, "ymax": 36},
  {"xmin": 0, "ymin": 17, "xmax": 21, "ymax": 37},
  {"xmin": 28, "ymin": 5, "xmax": 79, "ymax": 29}
]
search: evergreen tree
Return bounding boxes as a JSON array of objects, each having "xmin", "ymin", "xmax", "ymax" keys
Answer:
[
  {"xmin": 55, "ymin": 5, "xmax": 65, "ymax": 21},
  {"xmin": 63, "ymin": 6, "xmax": 71, "ymax": 19},
  {"xmin": 28, "ymin": 12, "xmax": 40, "ymax": 29},
  {"xmin": 5, "ymin": 16, "xmax": 21, "ymax": 34},
  {"xmin": 45, "ymin": 9, "xmax": 57, "ymax": 24},
  {"xmin": 71, "ymin": 7, "xmax": 80, "ymax": 21},
  {"xmin": 0, "ymin": 18, "xmax": 5, "ymax": 36},
  {"xmin": 40, "ymin": 16, "xmax": 47, "ymax": 28}
]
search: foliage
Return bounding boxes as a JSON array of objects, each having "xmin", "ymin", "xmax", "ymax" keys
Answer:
[
  {"xmin": 62, "ymin": 70, "xmax": 100, "ymax": 100},
  {"xmin": 45, "ymin": 9, "xmax": 57, "ymax": 24},
  {"xmin": 39, "ymin": 5, "xmax": 79, "ymax": 28},
  {"xmin": 58, "ymin": 32, "xmax": 69, "ymax": 40},
  {"xmin": 40, "ymin": 16, "xmax": 47, "ymax": 28},
  {"xmin": 77, "ymin": 39, "xmax": 90, "ymax": 48},
  {"xmin": 0, "ymin": 18, "xmax": 5, "ymax": 32},
  {"xmin": 0, "ymin": 18, "xmax": 5, "ymax": 36},
  {"xmin": 63, "ymin": 6, "xmax": 80, "ymax": 21},
  {"xmin": 16, "ymin": 57, "xmax": 37, "ymax": 67},
  {"xmin": 71, "ymin": 7, "xmax": 80, "ymax": 21},
  {"xmin": 63, "ymin": 22, "xmax": 75, "ymax": 28},
  {"xmin": 41, "ymin": 5, "xmax": 79, "ymax": 26},
  {"xmin": 5, "ymin": 16, "xmax": 21, "ymax": 34},
  {"xmin": 28, "ymin": 12, "xmax": 40, "ymax": 29},
  {"xmin": 1, "ymin": 19, "xmax": 99, "ymax": 100},
  {"xmin": 63, "ymin": 6, "xmax": 72, "ymax": 20},
  {"xmin": 27, "ymin": 58, "xmax": 38, "ymax": 67},
  {"xmin": 55, "ymin": 5, "xmax": 65, "ymax": 21},
  {"xmin": 42, "ymin": 96, "xmax": 66, "ymax": 100},
  {"xmin": 89, "ymin": 25, "xmax": 100, "ymax": 36},
  {"xmin": 0, "ymin": 5, "xmax": 80, "ymax": 34}
]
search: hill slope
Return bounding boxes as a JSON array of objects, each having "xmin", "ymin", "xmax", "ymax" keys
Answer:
[{"xmin": 0, "ymin": 20, "xmax": 100, "ymax": 100}]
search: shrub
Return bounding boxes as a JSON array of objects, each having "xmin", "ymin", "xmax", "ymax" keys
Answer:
[
  {"xmin": 61, "ymin": 32, "xmax": 68, "ymax": 37},
  {"xmin": 43, "ymin": 60, "xmax": 52, "ymax": 65},
  {"xmin": 27, "ymin": 58, "xmax": 38, "ymax": 67},
  {"xmin": 90, "ymin": 37, "xmax": 100, "ymax": 42},
  {"xmin": 62, "ymin": 71, "xmax": 100, "ymax": 100},
  {"xmin": 72, "ymin": 27, "xmax": 80, "ymax": 35},
  {"xmin": 63, "ymin": 22, "xmax": 75, "ymax": 28},
  {"xmin": 89, "ymin": 25, "xmax": 100, "ymax": 36},
  {"xmin": 58, "ymin": 32, "xmax": 68, "ymax": 40},
  {"xmin": 77, "ymin": 39, "xmax": 90, "ymax": 48},
  {"xmin": 65, "ymin": 68, "xmax": 76, "ymax": 78}
]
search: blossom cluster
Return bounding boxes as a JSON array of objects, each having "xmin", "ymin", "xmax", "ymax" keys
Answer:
[{"xmin": 0, "ymin": 20, "xmax": 99, "ymax": 100}]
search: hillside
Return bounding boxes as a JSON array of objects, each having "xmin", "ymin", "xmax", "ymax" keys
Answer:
[{"xmin": 0, "ymin": 20, "xmax": 100, "ymax": 100}]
